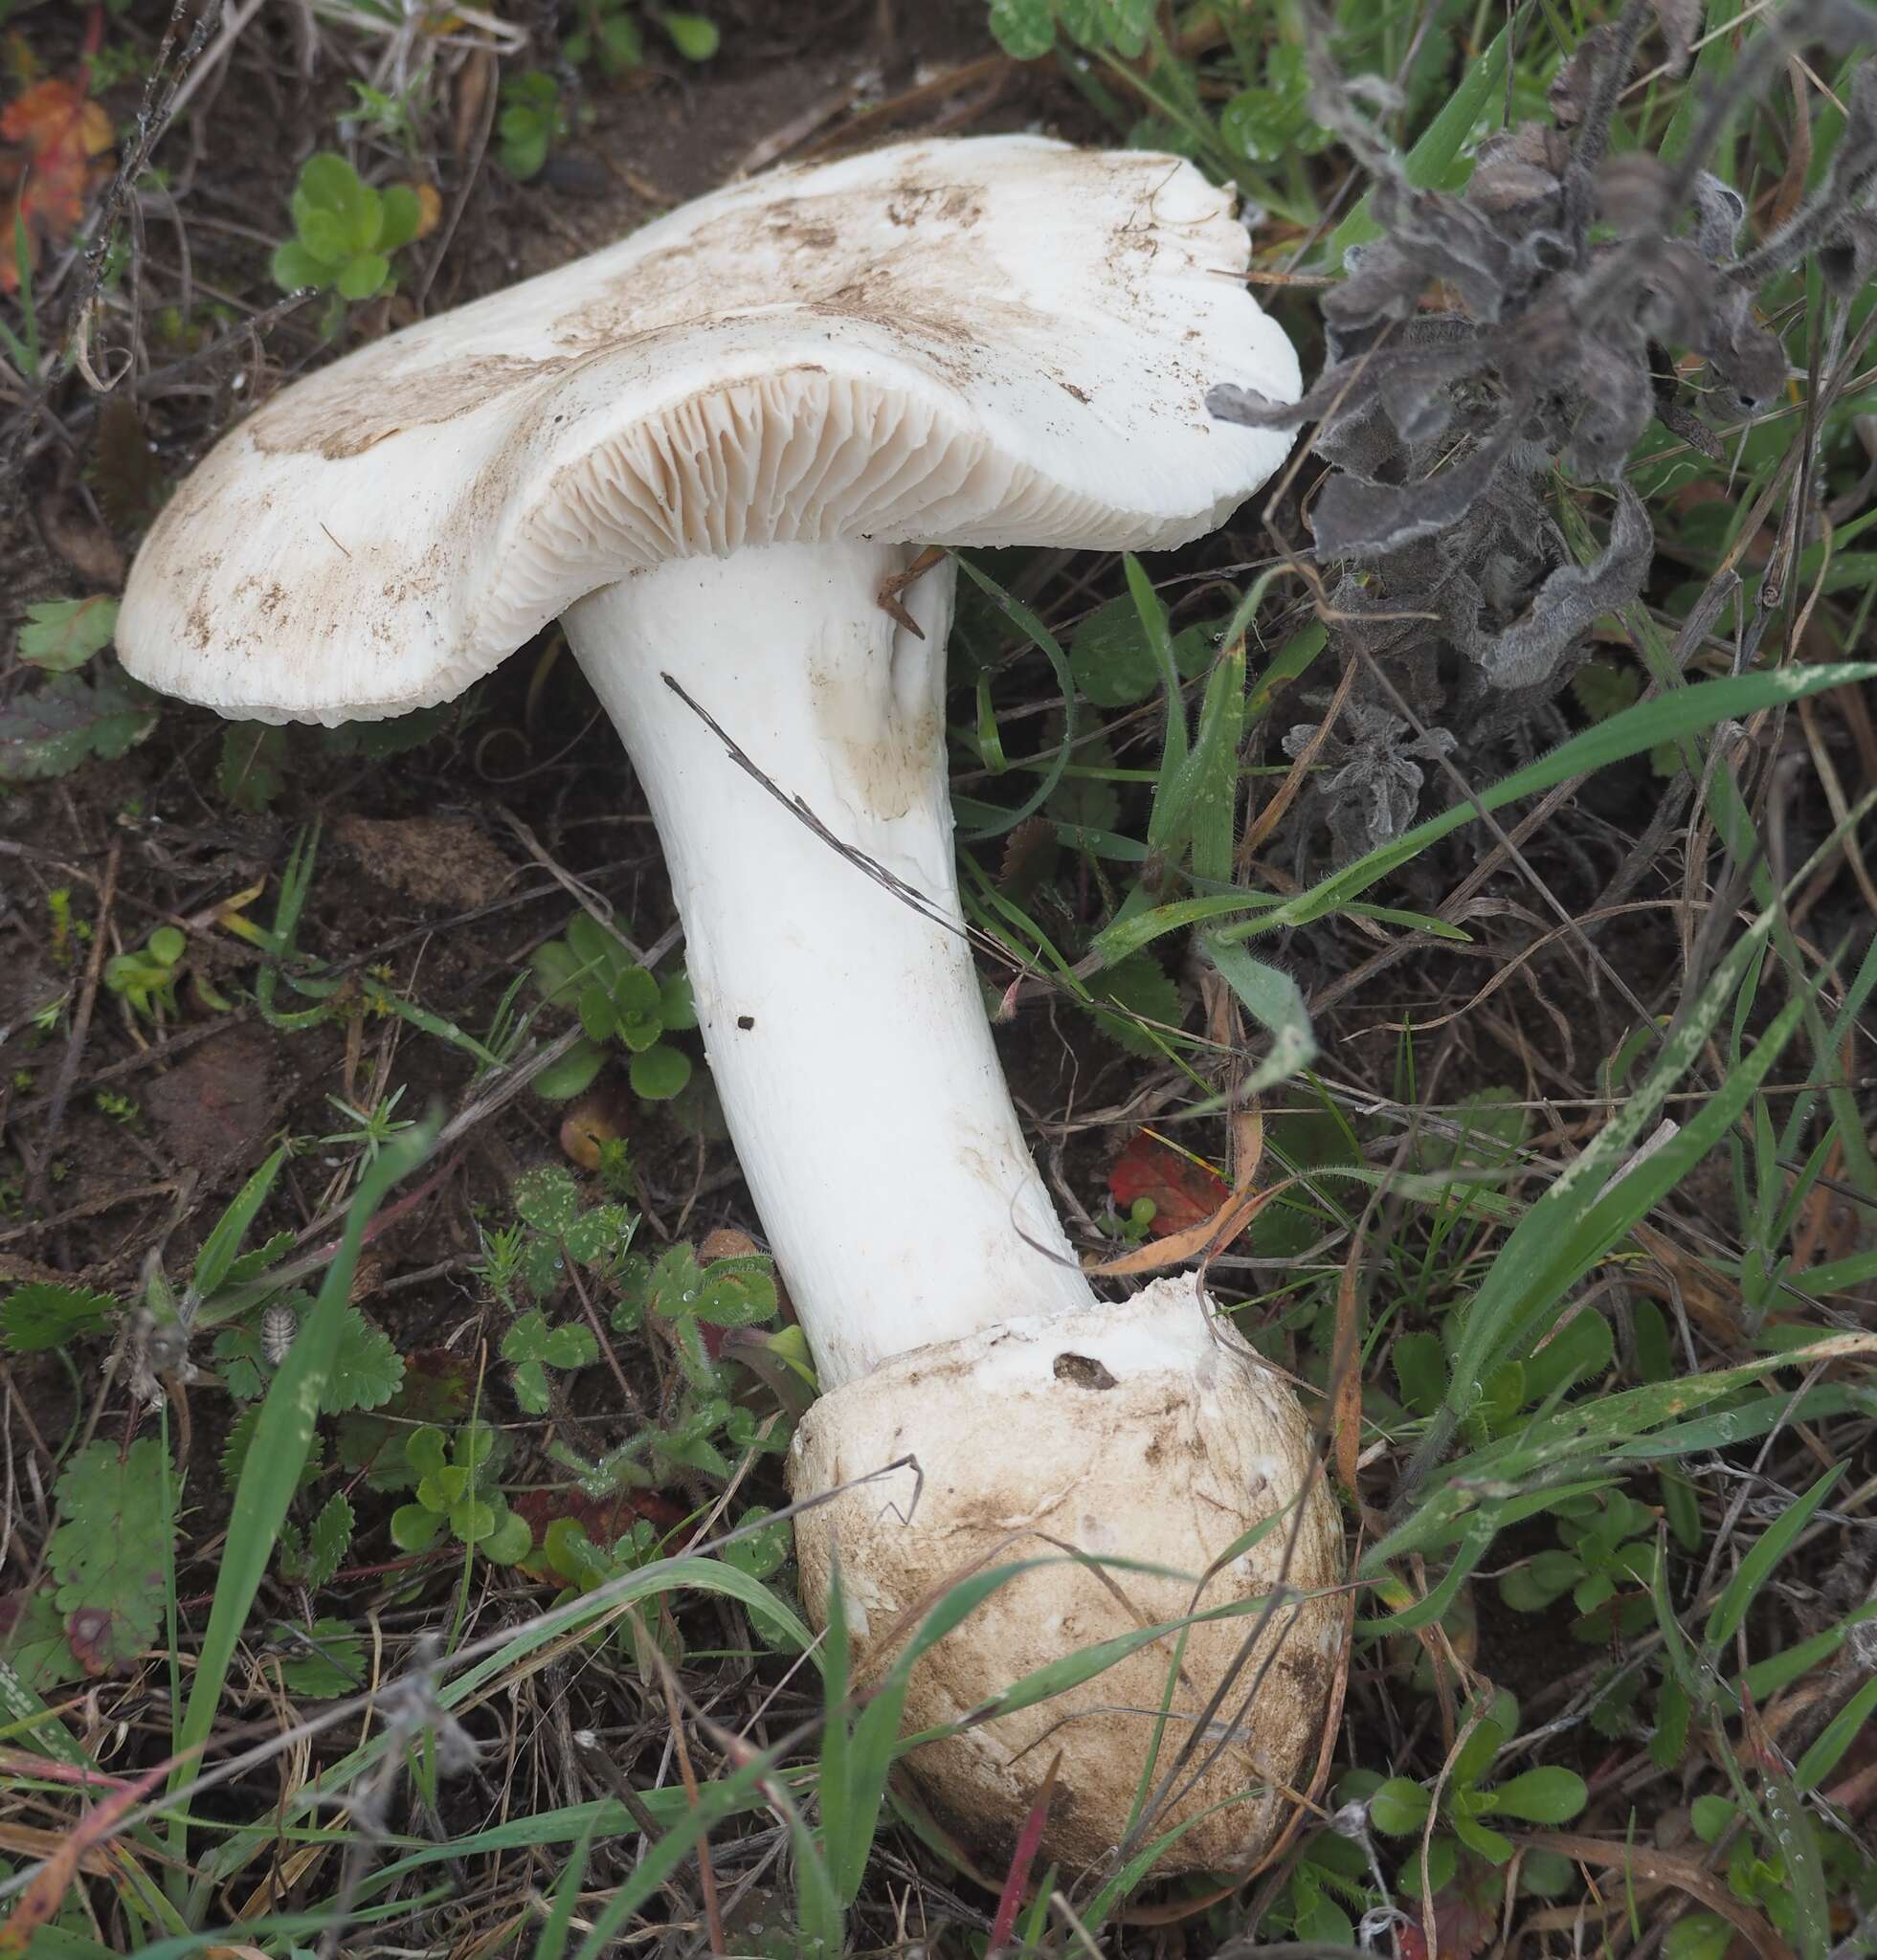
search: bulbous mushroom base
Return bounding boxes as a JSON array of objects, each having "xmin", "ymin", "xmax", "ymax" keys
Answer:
[{"xmin": 787, "ymin": 1279, "xmax": 1345, "ymax": 1875}]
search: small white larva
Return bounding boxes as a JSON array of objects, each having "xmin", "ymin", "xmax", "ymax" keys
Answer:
[{"xmin": 260, "ymin": 1303, "xmax": 299, "ymax": 1367}]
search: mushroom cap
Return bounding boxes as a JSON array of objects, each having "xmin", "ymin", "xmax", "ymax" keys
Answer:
[
  {"xmin": 788, "ymin": 1279, "xmax": 1345, "ymax": 1874},
  {"xmin": 119, "ymin": 136, "xmax": 1299, "ymax": 723}
]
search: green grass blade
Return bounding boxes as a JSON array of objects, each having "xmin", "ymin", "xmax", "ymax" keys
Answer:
[
  {"xmin": 190, "ymin": 1142, "xmax": 289, "ymax": 1300},
  {"xmin": 1245, "ymin": 618, "xmax": 1326, "ymax": 724},
  {"xmin": 1091, "ymin": 664, "xmax": 1876, "ymax": 966},
  {"xmin": 1327, "ymin": 24, "xmax": 1510, "ymax": 258},
  {"xmin": 816, "ymin": 1560, "xmax": 859, "ymax": 1899},
  {"xmin": 1441, "ymin": 986, "xmax": 1805, "ymax": 1434},
  {"xmin": 1125, "ymin": 552, "xmax": 1188, "ymax": 785},
  {"xmin": 953, "ymin": 558, "xmax": 1076, "ymax": 840},
  {"xmin": 1154, "ymin": 639, "xmax": 1245, "ymax": 881},
  {"xmin": 203, "ymin": 1551, "xmax": 813, "ymax": 1893},
  {"xmin": 1703, "ymin": 1463, "xmax": 1844, "ymax": 1657},
  {"xmin": 565, "ymin": 1745, "xmax": 787, "ymax": 1960},
  {"xmin": 173, "ymin": 1118, "xmax": 440, "ymax": 1885},
  {"xmin": 531, "ymin": 1817, "xmax": 597, "ymax": 1960},
  {"xmin": 1795, "ymin": 1676, "xmax": 1877, "ymax": 1792}
]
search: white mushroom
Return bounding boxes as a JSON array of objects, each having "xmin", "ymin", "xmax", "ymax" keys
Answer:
[{"xmin": 118, "ymin": 135, "xmax": 1343, "ymax": 1871}]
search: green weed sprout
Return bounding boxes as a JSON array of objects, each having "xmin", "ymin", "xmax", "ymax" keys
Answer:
[
  {"xmin": 390, "ymin": 1422, "xmax": 531, "ymax": 1565},
  {"xmin": 565, "ymin": 1, "xmax": 720, "ymax": 73},
  {"xmin": 497, "ymin": 72, "xmax": 567, "ymax": 181},
  {"xmin": 1498, "ymin": 1489, "xmax": 1658, "ymax": 1641},
  {"xmin": 104, "ymin": 924, "xmax": 186, "ymax": 1021},
  {"xmin": 1667, "ymin": 1793, "xmax": 1872, "ymax": 1960},
  {"xmin": 272, "ymin": 154, "xmax": 420, "ymax": 306},
  {"xmin": 529, "ymin": 913, "xmax": 697, "ymax": 1102},
  {"xmin": 1367, "ymin": 1693, "xmax": 1587, "ymax": 1890},
  {"xmin": 544, "ymin": 1233, "xmax": 788, "ymax": 1496}
]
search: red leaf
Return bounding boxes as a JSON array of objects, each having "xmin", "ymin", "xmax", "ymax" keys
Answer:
[
  {"xmin": 0, "ymin": 78, "xmax": 114, "ymax": 293},
  {"xmin": 510, "ymin": 1486, "xmax": 686, "ymax": 1580},
  {"xmin": 1398, "ymin": 1878, "xmax": 1500, "ymax": 1960},
  {"xmin": 64, "ymin": 1605, "xmax": 127, "ymax": 1677},
  {"xmin": 1107, "ymin": 1130, "xmax": 1229, "ymax": 1236},
  {"xmin": 392, "ymin": 1348, "xmax": 476, "ymax": 1422},
  {"xmin": 0, "ymin": 1754, "xmax": 169, "ymax": 1952}
]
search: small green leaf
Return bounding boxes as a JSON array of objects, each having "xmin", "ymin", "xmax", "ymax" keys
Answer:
[
  {"xmin": 0, "ymin": 666, "xmax": 158, "ymax": 785},
  {"xmin": 1573, "ymin": 660, "xmax": 1642, "ymax": 722},
  {"xmin": 405, "ymin": 1426, "xmax": 449, "ymax": 1479},
  {"xmin": 0, "ymin": 1586, "xmax": 81, "ymax": 1694},
  {"xmin": 0, "ymin": 1281, "xmax": 115, "ymax": 1351},
  {"xmin": 294, "ymin": 152, "xmax": 366, "ymax": 220},
  {"xmin": 1665, "ymin": 1916, "xmax": 1734, "ymax": 1960},
  {"xmin": 513, "ymin": 1165, "xmax": 580, "ymax": 1234},
  {"xmin": 578, "ymin": 983, "xmax": 617, "ymax": 1043},
  {"xmin": 456, "ymin": 1420, "xmax": 499, "ymax": 1471},
  {"xmin": 659, "ymin": 970, "xmax": 697, "ymax": 1031},
  {"xmin": 1518, "ymin": 1847, "xmax": 1578, "ymax": 1897},
  {"xmin": 499, "ymin": 104, "xmax": 552, "ymax": 182},
  {"xmin": 532, "ymin": 938, "xmax": 587, "ymax": 1007},
  {"xmin": 1396, "ymin": 1835, "xmax": 1457, "ymax": 1897},
  {"xmin": 278, "ymin": 1617, "xmax": 365, "ymax": 1697},
  {"xmin": 1499, "ymin": 1548, "xmax": 1582, "ymax": 1613},
  {"xmin": 1689, "ymin": 1794, "xmax": 1737, "ymax": 1844},
  {"xmin": 212, "ymin": 1323, "xmax": 269, "ymax": 1401},
  {"xmin": 1452, "ymin": 1693, "xmax": 1516, "ymax": 1785},
  {"xmin": 610, "ymin": 966, "xmax": 663, "ymax": 1050},
  {"xmin": 659, "ymin": 11, "xmax": 719, "ymax": 59},
  {"xmin": 451, "ymin": 1497, "xmax": 496, "ymax": 1544},
  {"xmin": 1067, "ymin": 595, "xmax": 1214, "ymax": 707},
  {"xmin": 1450, "ymin": 1813, "xmax": 1515, "ymax": 1864},
  {"xmin": 376, "ymin": 183, "xmax": 420, "ymax": 252},
  {"xmin": 17, "ymin": 596, "xmax": 119, "ymax": 671},
  {"xmin": 48, "ymin": 1438, "xmax": 176, "ymax": 1672},
  {"xmin": 1054, "ymin": 0, "xmax": 1106, "ymax": 46},
  {"xmin": 336, "ymin": 251, "xmax": 390, "ymax": 301},
  {"xmin": 1102, "ymin": 0, "xmax": 1151, "ymax": 54},
  {"xmin": 630, "ymin": 1044, "xmax": 691, "ymax": 1101},
  {"xmin": 987, "ymin": 0, "xmax": 1057, "ymax": 58},
  {"xmin": 481, "ymin": 1509, "xmax": 532, "ymax": 1565},
  {"xmin": 503, "ymin": 1308, "xmax": 598, "ymax": 1378},
  {"xmin": 217, "ymin": 724, "xmax": 288, "ymax": 812},
  {"xmin": 391, "ymin": 1503, "xmax": 442, "ymax": 1552},
  {"xmin": 719, "ymin": 1507, "xmax": 790, "ymax": 1579},
  {"xmin": 296, "ymin": 207, "xmax": 351, "ymax": 264},
  {"xmin": 324, "ymin": 1309, "xmax": 404, "ymax": 1414},
  {"xmin": 1368, "ymin": 1778, "xmax": 1432, "ymax": 1835},
  {"xmin": 1393, "ymin": 1331, "xmax": 1445, "ymax": 1415},
  {"xmin": 302, "ymin": 1492, "xmax": 354, "ymax": 1589},
  {"xmin": 1221, "ymin": 87, "xmax": 1303, "ymax": 162},
  {"xmin": 535, "ymin": 1038, "xmax": 608, "ymax": 1102},
  {"xmin": 1488, "ymin": 1767, "xmax": 1587, "ymax": 1824},
  {"xmin": 694, "ymin": 1257, "xmax": 778, "ymax": 1327},
  {"xmin": 646, "ymin": 1245, "xmax": 704, "ymax": 1321},
  {"xmin": 271, "ymin": 238, "xmax": 330, "ymax": 291},
  {"xmin": 508, "ymin": 1357, "xmax": 549, "ymax": 1414},
  {"xmin": 564, "ymin": 1204, "xmax": 633, "ymax": 1265},
  {"xmin": 594, "ymin": 12, "xmax": 644, "ymax": 65},
  {"xmin": 1090, "ymin": 952, "xmax": 1183, "ymax": 1058}
]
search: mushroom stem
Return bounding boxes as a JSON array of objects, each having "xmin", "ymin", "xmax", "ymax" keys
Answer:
[{"xmin": 563, "ymin": 539, "xmax": 1097, "ymax": 1391}]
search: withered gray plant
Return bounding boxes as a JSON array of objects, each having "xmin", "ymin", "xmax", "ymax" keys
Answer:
[{"xmin": 1213, "ymin": 0, "xmax": 1877, "ymax": 864}]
